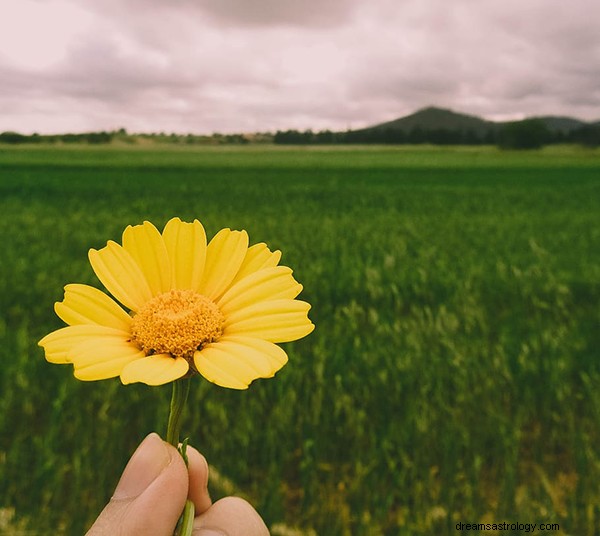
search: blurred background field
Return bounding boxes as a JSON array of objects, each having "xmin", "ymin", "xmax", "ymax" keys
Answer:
[{"xmin": 0, "ymin": 144, "xmax": 599, "ymax": 535}]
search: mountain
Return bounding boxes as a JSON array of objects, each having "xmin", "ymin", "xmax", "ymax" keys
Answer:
[
  {"xmin": 533, "ymin": 116, "xmax": 586, "ymax": 133},
  {"xmin": 275, "ymin": 106, "xmax": 600, "ymax": 147},
  {"xmin": 361, "ymin": 106, "xmax": 598, "ymax": 135},
  {"xmin": 365, "ymin": 106, "xmax": 496, "ymax": 136}
]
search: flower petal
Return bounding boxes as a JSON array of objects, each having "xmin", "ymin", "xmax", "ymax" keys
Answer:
[
  {"xmin": 224, "ymin": 299, "xmax": 315, "ymax": 342},
  {"xmin": 54, "ymin": 283, "xmax": 132, "ymax": 331},
  {"xmin": 195, "ymin": 335, "xmax": 288, "ymax": 389},
  {"xmin": 38, "ymin": 324, "xmax": 130, "ymax": 364},
  {"xmin": 228, "ymin": 243, "xmax": 281, "ymax": 287},
  {"xmin": 122, "ymin": 221, "xmax": 172, "ymax": 296},
  {"xmin": 71, "ymin": 338, "xmax": 145, "ymax": 381},
  {"xmin": 120, "ymin": 354, "xmax": 189, "ymax": 386},
  {"xmin": 217, "ymin": 266, "xmax": 302, "ymax": 315},
  {"xmin": 199, "ymin": 229, "xmax": 249, "ymax": 300},
  {"xmin": 196, "ymin": 335, "xmax": 288, "ymax": 387},
  {"xmin": 162, "ymin": 217, "xmax": 207, "ymax": 291},
  {"xmin": 89, "ymin": 240, "xmax": 153, "ymax": 311}
]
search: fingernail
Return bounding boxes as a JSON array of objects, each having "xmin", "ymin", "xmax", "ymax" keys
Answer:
[{"xmin": 113, "ymin": 433, "xmax": 172, "ymax": 499}]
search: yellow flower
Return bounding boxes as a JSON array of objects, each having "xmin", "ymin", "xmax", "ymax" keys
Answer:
[{"xmin": 39, "ymin": 218, "xmax": 314, "ymax": 389}]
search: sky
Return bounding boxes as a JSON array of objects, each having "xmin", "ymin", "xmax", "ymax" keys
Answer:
[{"xmin": 0, "ymin": 0, "xmax": 599, "ymax": 134}]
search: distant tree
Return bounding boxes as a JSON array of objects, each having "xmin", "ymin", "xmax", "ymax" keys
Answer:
[
  {"xmin": 315, "ymin": 130, "xmax": 335, "ymax": 144},
  {"xmin": 223, "ymin": 134, "xmax": 249, "ymax": 144},
  {"xmin": 497, "ymin": 119, "xmax": 551, "ymax": 149},
  {"xmin": 274, "ymin": 129, "xmax": 314, "ymax": 144},
  {"xmin": 571, "ymin": 125, "xmax": 600, "ymax": 147},
  {"xmin": 274, "ymin": 130, "xmax": 293, "ymax": 144},
  {"xmin": 429, "ymin": 128, "xmax": 459, "ymax": 145},
  {"xmin": 62, "ymin": 133, "xmax": 79, "ymax": 143},
  {"xmin": 380, "ymin": 128, "xmax": 406, "ymax": 144},
  {"xmin": 463, "ymin": 129, "xmax": 481, "ymax": 145},
  {"xmin": 0, "ymin": 131, "xmax": 28, "ymax": 144},
  {"xmin": 483, "ymin": 129, "xmax": 497, "ymax": 145},
  {"xmin": 86, "ymin": 131, "xmax": 113, "ymax": 144},
  {"xmin": 407, "ymin": 126, "xmax": 427, "ymax": 144}
]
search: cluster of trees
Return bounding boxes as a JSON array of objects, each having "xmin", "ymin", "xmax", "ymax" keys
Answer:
[
  {"xmin": 134, "ymin": 132, "xmax": 262, "ymax": 145},
  {"xmin": 496, "ymin": 120, "xmax": 600, "ymax": 149},
  {"xmin": 274, "ymin": 120, "xmax": 600, "ymax": 149},
  {"xmin": 274, "ymin": 127, "xmax": 494, "ymax": 145},
  {"xmin": 0, "ymin": 130, "xmax": 114, "ymax": 144},
  {"xmin": 0, "ymin": 129, "xmax": 269, "ymax": 146}
]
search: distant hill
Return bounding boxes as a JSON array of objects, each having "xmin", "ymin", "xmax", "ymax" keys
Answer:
[
  {"xmin": 533, "ymin": 116, "xmax": 587, "ymax": 133},
  {"xmin": 272, "ymin": 106, "xmax": 600, "ymax": 146},
  {"xmin": 365, "ymin": 106, "xmax": 497, "ymax": 136},
  {"xmin": 330, "ymin": 106, "xmax": 600, "ymax": 147},
  {"xmin": 361, "ymin": 106, "xmax": 597, "ymax": 135}
]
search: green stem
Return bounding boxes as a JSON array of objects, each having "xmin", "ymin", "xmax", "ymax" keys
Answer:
[
  {"xmin": 166, "ymin": 378, "xmax": 194, "ymax": 536},
  {"xmin": 175, "ymin": 500, "xmax": 195, "ymax": 536},
  {"xmin": 166, "ymin": 378, "xmax": 190, "ymax": 447}
]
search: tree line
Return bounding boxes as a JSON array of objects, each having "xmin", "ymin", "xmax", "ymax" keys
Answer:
[
  {"xmin": 0, "ymin": 129, "xmax": 264, "ymax": 146},
  {"xmin": 274, "ymin": 119, "xmax": 600, "ymax": 148},
  {"xmin": 2, "ymin": 119, "xmax": 599, "ymax": 148},
  {"xmin": 0, "ymin": 131, "xmax": 114, "ymax": 144}
]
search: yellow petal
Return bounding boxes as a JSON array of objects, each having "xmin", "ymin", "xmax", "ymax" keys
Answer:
[
  {"xmin": 217, "ymin": 266, "xmax": 302, "ymax": 315},
  {"xmin": 122, "ymin": 221, "xmax": 172, "ymax": 296},
  {"xmin": 162, "ymin": 217, "xmax": 207, "ymax": 291},
  {"xmin": 224, "ymin": 300, "xmax": 315, "ymax": 342},
  {"xmin": 194, "ymin": 343, "xmax": 260, "ymax": 389},
  {"xmin": 199, "ymin": 229, "xmax": 249, "ymax": 300},
  {"xmin": 89, "ymin": 241, "xmax": 153, "ymax": 311},
  {"xmin": 120, "ymin": 354, "xmax": 189, "ymax": 386},
  {"xmin": 225, "ymin": 299, "xmax": 310, "ymax": 324},
  {"xmin": 196, "ymin": 335, "xmax": 288, "ymax": 389},
  {"xmin": 71, "ymin": 338, "xmax": 145, "ymax": 381},
  {"xmin": 228, "ymin": 243, "xmax": 281, "ymax": 287},
  {"xmin": 38, "ymin": 324, "xmax": 130, "ymax": 364},
  {"xmin": 196, "ymin": 335, "xmax": 288, "ymax": 385},
  {"xmin": 54, "ymin": 283, "xmax": 132, "ymax": 331}
]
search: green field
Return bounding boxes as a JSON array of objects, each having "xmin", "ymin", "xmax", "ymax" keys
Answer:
[{"xmin": 0, "ymin": 144, "xmax": 599, "ymax": 535}]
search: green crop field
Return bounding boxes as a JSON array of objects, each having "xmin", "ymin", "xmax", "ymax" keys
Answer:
[{"xmin": 0, "ymin": 144, "xmax": 599, "ymax": 535}]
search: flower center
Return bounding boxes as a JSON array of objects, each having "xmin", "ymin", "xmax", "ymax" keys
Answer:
[{"xmin": 131, "ymin": 289, "xmax": 224, "ymax": 359}]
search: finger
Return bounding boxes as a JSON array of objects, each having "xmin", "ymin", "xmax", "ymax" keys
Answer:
[
  {"xmin": 186, "ymin": 445, "xmax": 212, "ymax": 514},
  {"xmin": 193, "ymin": 496, "xmax": 269, "ymax": 536},
  {"xmin": 87, "ymin": 433, "xmax": 188, "ymax": 536}
]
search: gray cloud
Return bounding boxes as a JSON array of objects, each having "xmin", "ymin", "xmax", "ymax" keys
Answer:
[
  {"xmin": 1, "ymin": 0, "xmax": 599, "ymax": 134},
  {"xmin": 343, "ymin": 0, "xmax": 600, "ymax": 122},
  {"xmin": 197, "ymin": 0, "xmax": 359, "ymax": 27},
  {"xmin": 76, "ymin": 0, "xmax": 359, "ymax": 32}
]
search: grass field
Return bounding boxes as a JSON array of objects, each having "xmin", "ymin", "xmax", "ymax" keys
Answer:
[{"xmin": 0, "ymin": 144, "xmax": 599, "ymax": 535}]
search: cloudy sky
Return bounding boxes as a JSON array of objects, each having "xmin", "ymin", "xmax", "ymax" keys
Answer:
[{"xmin": 1, "ymin": 0, "xmax": 599, "ymax": 134}]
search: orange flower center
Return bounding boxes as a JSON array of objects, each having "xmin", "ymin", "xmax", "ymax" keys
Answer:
[{"xmin": 131, "ymin": 289, "xmax": 224, "ymax": 358}]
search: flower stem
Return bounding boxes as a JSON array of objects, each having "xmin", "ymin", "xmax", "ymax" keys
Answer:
[
  {"xmin": 166, "ymin": 378, "xmax": 190, "ymax": 447},
  {"xmin": 166, "ymin": 378, "xmax": 195, "ymax": 536}
]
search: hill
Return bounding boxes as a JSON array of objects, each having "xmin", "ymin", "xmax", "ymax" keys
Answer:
[
  {"xmin": 363, "ymin": 107, "xmax": 596, "ymax": 136},
  {"xmin": 330, "ymin": 106, "xmax": 600, "ymax": 147},
  {"xmin": 533, "ymin": 116, "xmax": 586, "ymax": 133},
  {"xmin": 366, "ymin": 106, "xmax": 496, "ymax": 136}
]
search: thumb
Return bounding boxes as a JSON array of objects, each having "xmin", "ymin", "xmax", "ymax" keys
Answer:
[{"xmin": 87, "ymin": 433, "xmax": 188, "ymax": 536}]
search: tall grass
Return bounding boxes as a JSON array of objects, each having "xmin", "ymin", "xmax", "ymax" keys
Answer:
[{"xmin": 0, "ymin": 145, "xmax": 599, "ymax": 535}]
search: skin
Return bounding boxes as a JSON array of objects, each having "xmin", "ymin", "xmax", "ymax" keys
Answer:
[{"xmin": 87, "ymin": 433, "xmax": 269, "ymax": 536}]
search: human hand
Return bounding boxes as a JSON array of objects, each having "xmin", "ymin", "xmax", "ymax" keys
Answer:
[{"xmin": 87, "ymin": 433, "xmax": 269, "ymax": 536}]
